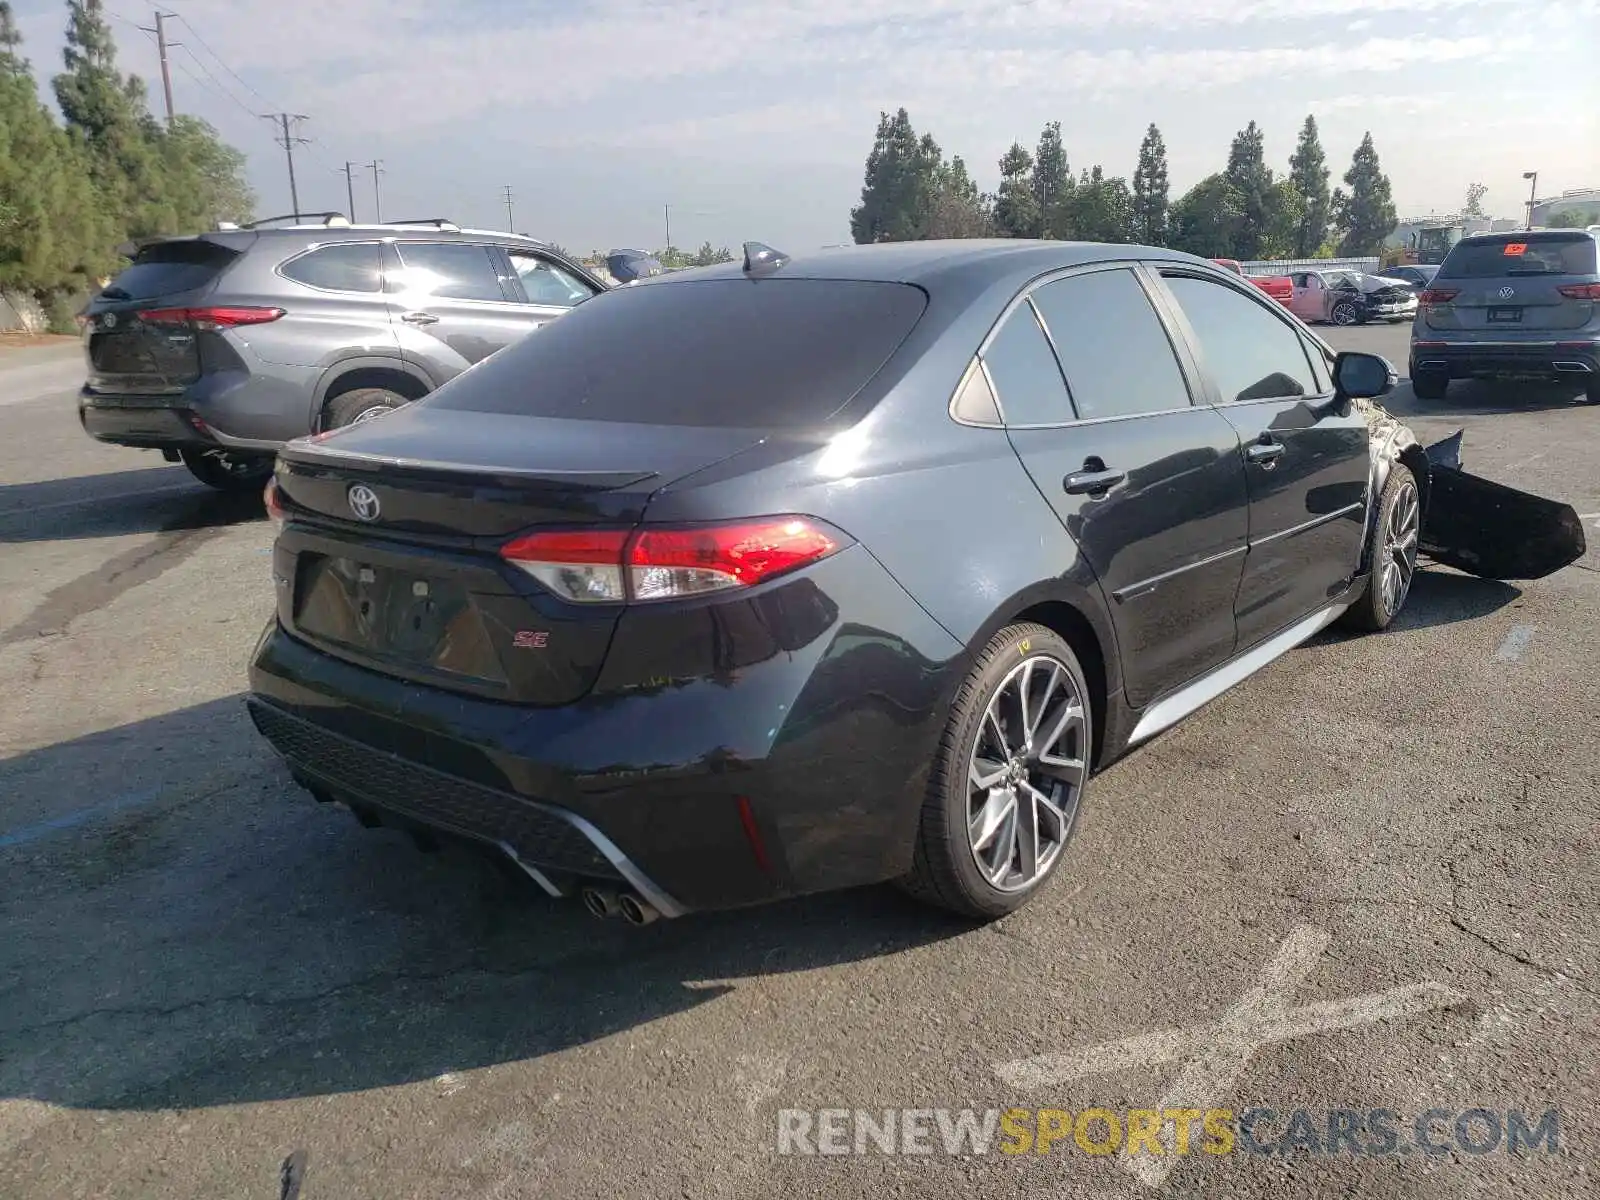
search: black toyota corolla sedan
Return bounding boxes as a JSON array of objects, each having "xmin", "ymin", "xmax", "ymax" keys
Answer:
[{"xmin": 247, "ymin": 239, "xmax": 1421, "ymax": 924}]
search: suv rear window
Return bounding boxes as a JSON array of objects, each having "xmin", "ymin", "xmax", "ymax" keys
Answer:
[
  {"xmin": 425, "ymin": 278, "xmax": 928, "ymax": 427},
  {"xmin": 101, "ymin": 240, "xmax": 240, "ymax": 301},
  {"xmin": 280, "ymin": 243, "xmax": 382, "ymax": 292},
  {"xmin": 1438, "ymin": 233, "xmax": 1598, "ymax": 278}
]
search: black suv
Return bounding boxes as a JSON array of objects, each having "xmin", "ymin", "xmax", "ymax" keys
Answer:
[{"xmin": 78, "ymin": 214, "xmax": 607, "ymax": 489}]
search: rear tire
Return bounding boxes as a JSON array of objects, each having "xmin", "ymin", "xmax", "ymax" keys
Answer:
[
  {"xmin": 1410, "ymin": 368, "xmax": 1449, "ymax": 400},
  {"xmin": 324, "ymin": 386, "xmax": 409, "ymax": 429},
  {"xmin": 899, "ymin": 623, "xmax": 1092, "ymax": 919},
  {"xmin": 180, "ymin": 449, "xmax": 273, "ymax": 493},
  {"xmin": 1584, "ymin": 377, "xmax": 1600, "ymax": 406},
  {"xmin": 1339, "ymin": 463, "xmax": 1420, "ymax": 633}
]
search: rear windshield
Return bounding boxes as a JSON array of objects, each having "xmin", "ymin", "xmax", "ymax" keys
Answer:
[
  {"xmin": 101, "ymin": 240, "xmax": 240, "ymax": 301},
  {"xmin": 425, "ymin": 278, "xmax": 928, "ymax": 427},
  {"xmin": 1438, "ymin": 233, "xmax": 1598, "ymax": 279}
]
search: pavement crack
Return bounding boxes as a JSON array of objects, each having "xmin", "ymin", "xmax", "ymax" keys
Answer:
[{"xmin": 1445, "ymin": 916, "xmax": 1594, "ymax": 994}]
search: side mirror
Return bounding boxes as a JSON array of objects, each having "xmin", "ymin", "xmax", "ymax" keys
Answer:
[{"xmin": 1333, "ymin": 351, "xmax": 1397, "ymax": 400}]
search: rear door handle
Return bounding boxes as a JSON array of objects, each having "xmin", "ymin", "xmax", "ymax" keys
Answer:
[
  {"xmin": 1062, "ymin": 466, "xmax": 1127, "ymax": 496},
  {"xmin": 1245, "ymin": 439, "xmax": 1286, "ymax": 467},
  {"xmin": 400, "ymin": 310, "xmax": 439, "ymax": 325}
]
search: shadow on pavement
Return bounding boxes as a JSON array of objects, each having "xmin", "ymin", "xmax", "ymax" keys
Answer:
[
  {"xmin": 0, "ymin": 467, "xmax": 264, "ymax": 544},
  {"xmin": 0, "ymin": 696, "xmax": 971, "ymax": 1113},
  {"xmin": 1381, "ymin": 377, "xmax": 1594, "ymax": 421},
  {"xmin": 1391, "ymin": 568, "xmax": 1522, "ymax": 631}
]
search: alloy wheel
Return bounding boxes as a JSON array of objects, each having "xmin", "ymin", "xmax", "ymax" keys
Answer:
[
  {"xmin": 966, "ymin": 654, "xmax": 1087, "ymax": 892},
  {"xmin": 1332, "ymin": 302, "xmax": 1358, "ymax": 326},
  {"xmin": 1380, "ymin": 480, "xmax": 1420, "ymax": 616}
]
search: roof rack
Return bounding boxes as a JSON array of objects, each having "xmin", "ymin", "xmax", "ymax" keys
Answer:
[
  {"xmin": 384, "ymin": 217, "xmax": 460, "ymax": 231},
  {"xmin": 239, "ymin": 212, "xmax": 351, "ymax": 230}
]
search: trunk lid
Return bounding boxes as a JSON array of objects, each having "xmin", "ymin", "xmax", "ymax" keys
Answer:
[
  {"xmin": 1424, "ymin": 232, "xmax": 1598, "ymax": 333},
  {"xmin": 83, "ymin": 236, "xmax": 249, "ymax": 394},
  {"xmin": 273, "ymin": 405, "xmax": 768, "ymax": 704}
]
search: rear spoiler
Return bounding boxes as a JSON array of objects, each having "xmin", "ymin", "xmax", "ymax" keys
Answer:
[{"xmin": 113, "ymin": 230, "xmax": 260, "ymax": 260}]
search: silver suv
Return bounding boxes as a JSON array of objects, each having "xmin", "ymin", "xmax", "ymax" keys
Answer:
[
  {"xmin": 1409, "ymin": 229, "xmax": 1600, "ymax": 404},
  {"xmin": 78, "ymin": 215, "xmax": 607, "ymax": 489}
]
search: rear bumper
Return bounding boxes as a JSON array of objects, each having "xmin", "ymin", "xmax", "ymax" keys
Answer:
[
  {"xmin": 1410, "ymin": 342, "xmax": 1598, "ymax": 380},
  {"xmin": 246, "ymin": 548, "xmax": 965, "ymax": 914}
]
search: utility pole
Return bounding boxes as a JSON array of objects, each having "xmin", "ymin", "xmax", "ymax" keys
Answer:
[
  {"xmin": 367, "ymin": 160, "xmax": 385, "ymax": 222},
  {"xmin": 343, "ymin": 162, "xmax": 358, "ymax": 222},
  {"xmin": 140, "ymin": 10, "xmax": 179, "ymax": 125},
  {"xmin": 503, "ymin": 185, "xmax": 515, "ymax": 233},
  {"xmin": 1523, "ymin": 170, "xmax": 1539, "ymax": 231},
  {"xmin": 262, "ymin": 114, "xmax": 310, "ymax": 218},
  {"xmin": 663, "ymin": 204, "xmax": 672, "ymax": 252}
]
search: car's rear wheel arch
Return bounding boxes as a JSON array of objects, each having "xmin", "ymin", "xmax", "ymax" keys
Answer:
[
  {"xmin": 315, "ymin": 363, "xmax": 431, "ymax": 431},
  {"xmin": 987, "ymin": 599, "xmax": 1110, "ymax": 771}
]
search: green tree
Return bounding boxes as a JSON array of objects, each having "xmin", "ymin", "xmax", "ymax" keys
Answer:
[
  {"xmin": 993, "ymin": 142, "xmax": 1038, "ymax": 238},
  {"xmin": 0, "ymin": 2, "xmax": 112, "ymax": 305},
  {"xmin": 1031, "ymin": 121, "xmax": 1069, "ymax": 238},
  {"xmin": 1463, "ymin": 181, "xmax": 1487, "ymax": 219},
  {"xmin": 1130, "ymin": 123, "xmax": 1169, "ymax": 245},
  {"xmin": 1547, "ymin": 209, "xmax": 1591, "ymax": 228},
  {"xmin": 1059, "ymin": 166, "xmax": 1133, "ymax": 243},
  {"xmin": 1224, "ymin": 120, "xmax": 1274, "ymax": 261},
  {"xmin": 688, "ymin": 241, "xmax": 735, "ymax": 266},
  {"xmin": 1335, "ymin": 132, "xmax": 1397, "ymax": 256},
  {"xmin": 850, "ymin": 108, "xmax": 942, "ymax": 243},
  {"xmin": 1169, "ymin": 174, "xmax": 1245, "ymax": 257},
  {"xmin": 1260, "ymin": 179, "xmax": 1305, "ymax": 259},
  {"xmin": 923, "ymin": 155, "xmax": 994, "ymax": 239},
  {"xmin": 1287, "ymin": 115, "xmax": 1331, "ymax": 257},
  {"xmin": 162, "ymin": 114, "xmax": 254, "ymax": 227}
]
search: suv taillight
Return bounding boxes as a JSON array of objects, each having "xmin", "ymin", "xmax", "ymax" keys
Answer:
[
  {"xmin": 263, "ymin": 477, "xmax": 287, "ymax": 531},
  {"xmin": 1418, "ymin": 288, "xmax": 1458, "ymax": 304},
  {"xmin": 501, "ymin": 518, "xmax": 848, "ymax": 604},
  {"xmin": 1556, "ymin": 283, "xmax": 1600, "ymax": 300},
  {"xmin": 137, "ymin": 306, "xmax": 285, "ymax": 331}
]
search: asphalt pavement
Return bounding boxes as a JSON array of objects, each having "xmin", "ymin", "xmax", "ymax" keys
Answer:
[{"xmin": 1, "ymin": 326, "xmax": 1597, "ymax": 1199}]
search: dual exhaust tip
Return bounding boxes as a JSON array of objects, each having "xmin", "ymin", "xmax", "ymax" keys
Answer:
[{"xmin": 581, "ymin": 884, "xmax": 659, "ymax": 926}]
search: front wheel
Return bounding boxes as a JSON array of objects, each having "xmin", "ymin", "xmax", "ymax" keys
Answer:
[
  {"xmin": 899, "ymin": 623, "xmax": 1092, "ymax": 919},
  {"xmin": 1331, "ymin": 300, "xmax": 1360, "ymax": 326},
  {"xmin": 180, "ymin": 449, "xmax": 274, "ymax": 493},
  {"xmin": 1339, "ymin": 463, "xmax": 1420, "ymax": 633}
]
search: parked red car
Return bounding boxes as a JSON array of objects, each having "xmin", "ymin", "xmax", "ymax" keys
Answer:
[{"xmin": 1210, "ymin": 258, "xmax": 1293, "ymax": 307}]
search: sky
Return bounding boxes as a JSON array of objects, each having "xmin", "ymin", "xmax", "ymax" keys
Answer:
[{"xmin": 12, "ymin": 0, "xmax": 1600, "ymax": 254}]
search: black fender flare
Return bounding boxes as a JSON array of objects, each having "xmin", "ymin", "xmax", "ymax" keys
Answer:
[{"xmin": 309, "ymin": 356, "xmax": 436, "ymax": 427}]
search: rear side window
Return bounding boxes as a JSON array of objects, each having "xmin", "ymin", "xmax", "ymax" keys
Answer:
[
  {"xmin": 102, "ymin": 241, "xmax": 238, "ymax": 301},
  {"xmin": 424, "ymin": 278, "xmax": 927, "ymax": 427},
  {"xmin": 1029, "ymin": 269, "xmax": 1192, "ymax": 420},
  {"xmin": 280, "ymin": 243, "xmax": 382, "ymax": 293},
  {"xmin": 1162, "ymin": 274, "xmax": 1319, "ymax": 403},
  {"xmin": 390, "ymin": 242, "xmax": 507, "ymax": 301},
  {"xmin": 1439, "ymin": 234, "xmax": 1598, "ymax": 278},
  {"xmin": 980, "ymin": 302, "xmax": 1073, "ymax": 425}
]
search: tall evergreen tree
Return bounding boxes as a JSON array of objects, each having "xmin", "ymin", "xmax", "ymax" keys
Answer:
[
  {"xmin": 924, "ymin": 155, "xmax": 994, "ymax": 239},
  {"xmin": 1131, "ymin": 123, "xmax": 1169, "ymax": 245},
  {"xmin": 1224, "ymin": 120, "xmax": 1274, "ymax": 261},
  {"xmin": 1031, "ymin": 121, "xmax": 1069, "ymax": 238},
  {"xmin": 1062, "ymin": 166, "xmax": 1134, "ymax": 244},
  {"xmin": 1336, "ymin": 132, "xmax": 1397, "ymax": 256},
  {"xmin": 1169, "ymin": 174, "xmax": 1246, "ymax": 258},
  {"xmin": 1287, "ymin": 115, "xmax": 1331, "ymax": 258},
  {"xmin": 850, "ymin": 109, "xmax": 942, "ymax": 243},
  {"xmin": 993, "ymin": 142, "xmax": 1039, "ymax": 238}
]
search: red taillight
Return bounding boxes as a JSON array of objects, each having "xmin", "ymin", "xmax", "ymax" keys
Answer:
[
  {"xmin": 263, "ymin": 477, "xmax": 287, "ymax": 530},
  {"xmin": 1557, "ymin": 283, "xmax": 1600, "ymax": 300},
  {"xmin": 1418, "ymin": 288, "xmax": 1458, "ymax": 304},
  {"xmin": 136, "ymin": 305, "xmax": 285, "ymax": 330},
  {"xmin": 501, "ymin": 529, "xmax": 631, "ymax": 603},
  {"xmin": 500, "ymin": 517, "xmax": 845, "ymax": 604}
]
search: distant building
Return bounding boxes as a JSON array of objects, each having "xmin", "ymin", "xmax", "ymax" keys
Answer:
[{"xmin": 1531, "ymin": 188, "xmax": 1600, "ymax": 226}]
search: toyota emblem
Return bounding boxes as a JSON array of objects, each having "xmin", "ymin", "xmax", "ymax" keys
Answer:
[
  {"xmin": 347, "ymin": 484, "xmax": 381, "ymax": 522},
  {"xmin": 1498, "ymin": 285, "xmax": 1516, "ymax": 300}
]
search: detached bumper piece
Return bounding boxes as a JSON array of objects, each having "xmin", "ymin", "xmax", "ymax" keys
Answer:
[{"xmin": 1418, "ymin": 431, "xmax": 1588, "ymax": 580}]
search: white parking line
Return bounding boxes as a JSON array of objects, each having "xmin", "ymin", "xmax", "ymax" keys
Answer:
[
  {"xmin": 993, "ymin": 925, "xmax": 1461, "ymax": 1190},
  {"xmin": 1494, "ymin": 624, "xmax": 1536, "ymax": 662}
]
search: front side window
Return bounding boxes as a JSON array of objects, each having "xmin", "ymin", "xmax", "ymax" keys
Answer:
[
  {"xmin": 1162, "ymin": 274, "xmax": 1319, "ymax": 404},
  {"xmin": 508, "ymin": 251, "xmax": 596, "ymax": 308}
]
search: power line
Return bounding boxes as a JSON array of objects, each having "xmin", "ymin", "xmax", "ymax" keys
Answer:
[
  {"xmin": 173, "ymin": 43, "xmax": 259, "ymax": 122},
  {"xmin": 168, "ymin": 8, "xmax": 279, "ymax": 111}
]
